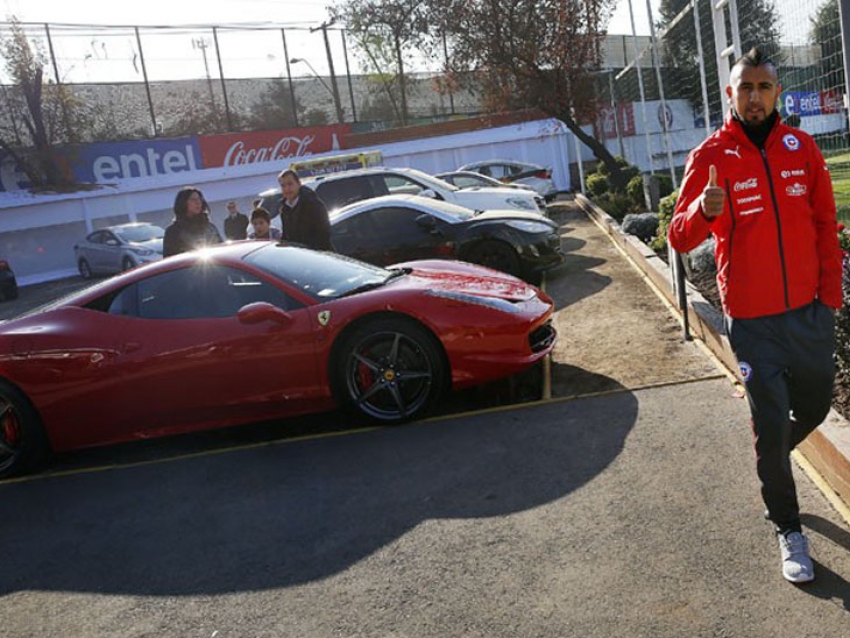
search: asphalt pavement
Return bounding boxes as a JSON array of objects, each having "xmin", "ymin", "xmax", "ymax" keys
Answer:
[{"xmin": 2, "ymin": 202, "xmax": 850, "ymax": 636}]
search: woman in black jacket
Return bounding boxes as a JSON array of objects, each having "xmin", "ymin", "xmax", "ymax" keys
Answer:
[
  {"xmin": 277, "ymin": 169, "xmax": 334, "ymax": 251},
  {"xmin": 163, "ymin": 187, "xmax": 223, "ymax": 257}
]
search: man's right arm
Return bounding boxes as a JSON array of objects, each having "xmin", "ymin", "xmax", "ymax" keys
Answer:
[{"xmin": 668, "ymin": 151, "xmax": 722, "ymax": 253}]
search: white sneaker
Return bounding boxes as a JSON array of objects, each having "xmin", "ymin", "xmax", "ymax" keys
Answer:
[{"xmin": 778, "ymin": 532, "xmax": 814, "ymax": 583}]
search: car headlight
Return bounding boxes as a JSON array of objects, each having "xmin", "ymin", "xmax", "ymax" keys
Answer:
[
  {"xmin": 426, "ymin": 289, "xmax": 522, "ymax": 314},
  {"xmin": 504, "ymin": 220, "xmax": 555, "ymax": 233},
  {"xmin": 129, "ymin": 247, "xmax": 154, "ymax": 256},
  {"xmin": 506, "ymin": 197, "xmax": 536, "ymax": 211}
]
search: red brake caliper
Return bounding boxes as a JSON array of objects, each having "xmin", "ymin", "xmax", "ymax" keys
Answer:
[{"xmin": 1, "ymin": 408, "xmax": 19, "ymax": 446}]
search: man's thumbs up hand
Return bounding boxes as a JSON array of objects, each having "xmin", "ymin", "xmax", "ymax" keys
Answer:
[{"xmin": 701, "ymin": 165, "xmax": 724, "ymax": 219}]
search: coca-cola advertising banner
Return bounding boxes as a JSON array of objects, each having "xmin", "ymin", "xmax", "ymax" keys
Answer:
[{"xmin": 198, "ymin": 124, "xmax": 351, "ymax": 169}]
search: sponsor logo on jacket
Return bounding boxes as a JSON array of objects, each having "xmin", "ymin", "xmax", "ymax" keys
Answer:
[
  {"xmin": 740, "ymin": 207, "xmax": 764, "ymax": 216},
  {"xmin": 734, "ymin": 177, "xmax": 758, "ymax": 191},
  {"xmin": 786, "ymin": 183, "xmax": 807, "ymax": 197},
  {"xmin": 724, "ymin": 145, "xmax": 742, "ymax": 159},
  {"xmin": 781, "ymin": 169, "xmax": 805, "ymax": 178},
  {"xmin": 736, "ymin": 194, "xmax": 762, "ymax": 204}
]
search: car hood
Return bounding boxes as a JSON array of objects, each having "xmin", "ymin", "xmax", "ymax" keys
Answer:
[{"xmin": 393, "ymin": 259, "xmax": 537, "ymax": 301}]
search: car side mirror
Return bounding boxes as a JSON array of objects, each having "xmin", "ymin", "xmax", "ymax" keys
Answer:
[
  {"xmin": 106, "ymin": 239, "xmax": 120, "ymax": 246},
  {"xmin": 237, "ymin": 302, "xmax": 292, "ymax": 325},
  {"xmin": 419, "ymin": 189, "xmax": 438, "ymax": 199},
  {"xmin": 415, "ymin": 214, "xmax": 440, "ymax": 233}
]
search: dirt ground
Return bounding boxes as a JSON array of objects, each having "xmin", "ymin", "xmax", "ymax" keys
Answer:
[{"xmin": 544, "ymin": 201, "xmax": 723, "ymax": 398}]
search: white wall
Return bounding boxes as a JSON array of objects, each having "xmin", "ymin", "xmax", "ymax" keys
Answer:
[{"xmin": 0, "ymin": 118, "xmax": 575, "ymax": 285}]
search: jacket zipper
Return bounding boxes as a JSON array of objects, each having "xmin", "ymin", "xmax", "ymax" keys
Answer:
[
  {"xmin": 726, "ymin": 178, "xmax": 735, "ymax": 288},
  {"xmin": 760, "ymin": 148, "xmax": 790, "ymax": 309}
]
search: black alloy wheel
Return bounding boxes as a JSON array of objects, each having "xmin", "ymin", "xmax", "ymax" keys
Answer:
[
  {"xmin": 467, "ymin": 240, "xmax": 521, "ymax": 278},
  {"xmin": 335, "ymin": 318, "xmax": 445, "ymax": 422},
  {"xmin": 0, "ymin": 379, "xmax": 48, "ymax": 479},
  {"xmin": 78, "ymin": 258, "xmax": 93, "ymax": 279}
]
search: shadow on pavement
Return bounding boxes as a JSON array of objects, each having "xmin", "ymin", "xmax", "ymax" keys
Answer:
[
  {"xmin": 801, "ymin": 513, "xmax": 850, "ymax": 609},
  {"xmin": 0, "ymin": 376, "xmax": 638, "ymax": 597}
]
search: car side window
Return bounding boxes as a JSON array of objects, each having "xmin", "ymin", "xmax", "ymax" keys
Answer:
[
  {"xmin": 106, "ymin": 265, "xmax": 302, "ymax": 319},
  {"xmin": 316, "ymin": 177, "xmax": 373, "ymax": 210},
  {"xmin": 370, "ymin": 207, "xmax": 438, "ymax": 244},
  {"xmin": 88, "ymin": 231, "xmax": 105, "ymax": 244},
  {"xmin": 332, "ymin": 212, "xmax": 381, "ymax": 252},
  {"xmin": 381, "ymin": 175, "xmax": 425, "ymax": 196}
]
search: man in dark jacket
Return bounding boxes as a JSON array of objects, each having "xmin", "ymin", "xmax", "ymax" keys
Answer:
[
  {"xmin": 669, "ymin": 47, "xmax": 842, "ymax": 584},
  {"xmin": 223, "ymin": 201, "xmax": 249, "ymax": 240},
  {"xmin": 277, "ymin": 169, "xmax": 334, "ymax": 251},
  {"xmin": 163, "ymin": 187, "xmax": 223, "ymax": 257}
]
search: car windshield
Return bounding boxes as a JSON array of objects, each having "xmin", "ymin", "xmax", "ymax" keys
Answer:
[
  {"xmin": 115, "ymin": 225, "xmax": 164, "ymax": 243},
  {"xmin": 406, "ymin": 169, "xmax": 459, "ymax": 193},
  {"xmin": 245, "ymin": 244, "xmax": 400, "ymax": 299}
]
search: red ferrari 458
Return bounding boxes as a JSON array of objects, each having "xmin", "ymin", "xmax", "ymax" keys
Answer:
[{"xmin": 0, "ymin": 243, "xmax": 556, "ymax": 478}]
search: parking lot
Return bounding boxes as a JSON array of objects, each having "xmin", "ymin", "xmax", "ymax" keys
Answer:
[{"xmin": 3, "ymin": 203, "xmax": 850, "ymax": 637}]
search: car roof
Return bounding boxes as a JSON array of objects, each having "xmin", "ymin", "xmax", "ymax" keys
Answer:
[
  {"xmin": 331, "ymin": 194, "xmax": 475, "ymax": 224},
  {"xmin": 101, "ymin": 222, "xmax": 159, "ymax": 231},
  {"xmin": 460, "ymin": 160, "xmax": 544, "ymax": 169}
]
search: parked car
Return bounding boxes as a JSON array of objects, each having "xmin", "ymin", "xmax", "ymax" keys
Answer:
[
  {"xmin": 0, "ymin": 241, "xmax": 555, "ymax": 478},
  {"xmin": 458, "ymin": 160, "xmax": 558, "ymax": 199},
  {"xmin": 74, "ymin": 223, "xmax": 165, "ymax": 278},
  {"xmin": 436, "ymin": 170, "xmax": 538, "ymax": 192},
  {"xmin": 257, "ymin": 166, "xmax": 546, "ymax": 216},
  {"xmin": 0, "ymin": 259, "xmax": 18, "ymax": 301},
  {"xmin": 330, "ymin": 195, "xmax": 564, "ymax": 283}
]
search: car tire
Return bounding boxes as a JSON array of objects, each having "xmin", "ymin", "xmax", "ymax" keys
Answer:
[
  {"xmin": 466, "ymin": 240, "xmax": 521, "ymax": 278},
  {"xmin": 121, "ymin": 256, "xmax": 135, "ymax": 272},
  {"xmin": 0, "ymin": 379, "xmax": 49, "ymax": 479},
  {"xmin": 78, "ymin": 258, "xmax": 93, "ymax": 279},
  {"xmin": 333, "ymin": 317, "xmax": 445, "ymax": 423}
]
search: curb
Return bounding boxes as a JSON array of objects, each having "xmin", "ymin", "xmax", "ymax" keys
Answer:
[{"xmin": 575, "ymin": 193, "xmax": 850, "ymax": 512}]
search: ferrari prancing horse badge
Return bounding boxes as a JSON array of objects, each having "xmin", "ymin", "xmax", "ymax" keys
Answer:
[{"xmin": 318, "ymin": 310, "xmax": 331, "ymax": 326}]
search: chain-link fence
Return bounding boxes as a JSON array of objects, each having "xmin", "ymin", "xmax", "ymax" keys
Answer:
[
  {"xmin": 598, "ymin": 0, "xmax": 848, "ymax": 210},
  {"xmin": 0, "ymin": 20, "xmax": 477, "ymax": 142}
]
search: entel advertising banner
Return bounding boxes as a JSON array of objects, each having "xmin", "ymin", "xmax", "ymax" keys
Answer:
[
  {"xmin": 198, "ymin": 124, "xmax": 352, "ymax": 169},
  {"xmin": 783, "ymin": 90, "xmax": 843, "ymax": 117},
  {"xmin": 67, "ymin": 137, "xmax": 203, "ymax": 184}
]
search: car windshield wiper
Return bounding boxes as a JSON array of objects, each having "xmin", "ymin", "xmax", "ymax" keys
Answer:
[{"xmin": 339, "ymin": 268, "xmax": 408, "ymax": 298}]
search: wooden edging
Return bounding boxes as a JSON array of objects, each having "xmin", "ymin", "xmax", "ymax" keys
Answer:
[{"xmin": 575, "ymin": 193, "xmax": 850, "ymax": 514}]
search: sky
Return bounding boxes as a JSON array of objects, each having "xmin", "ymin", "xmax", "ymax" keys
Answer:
[{"xmin": 0, "ymin": 0, "xmax": 809, "ymax": 84}]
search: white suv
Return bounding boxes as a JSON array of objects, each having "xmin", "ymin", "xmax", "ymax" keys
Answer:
[{"xmin": 258, "ymin": 167, "xmax": 546, "ymax": 215}]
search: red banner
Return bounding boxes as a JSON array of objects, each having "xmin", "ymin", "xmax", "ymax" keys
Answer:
[
  {"xmin": 595, "ymin": 102, "xmax": 635, "ymax": 140},
  {"xmin": 821, "ymin": 89, "xmax": 843, "ymax": 115},
  {"xmin": 197, "ymin": 124, "xmax": 352, "ymax": 169}
]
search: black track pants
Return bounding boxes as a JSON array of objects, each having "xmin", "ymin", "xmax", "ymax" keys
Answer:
[{"xmin": 726, "ymin": 301, "xmax": 836, "ymax": 533}]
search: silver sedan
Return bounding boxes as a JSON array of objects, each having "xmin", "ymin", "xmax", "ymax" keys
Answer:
[{"xmin": 74, "ymin": 223, "xmax": 164, "ymax": 278}]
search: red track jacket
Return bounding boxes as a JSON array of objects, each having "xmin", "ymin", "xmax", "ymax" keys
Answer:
[{"xmin": 669, "ymin": 112, "xmax": 843, "ymax": 319}]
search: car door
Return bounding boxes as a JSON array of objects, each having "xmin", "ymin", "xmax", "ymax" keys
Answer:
[
  {"xmin": 101, "ymin": 231, "xmax": 123, "ymax": 272},
  {"xmin": 99, "ymin": 263, "xmax": 322, "ymax": 438},
  {"xmin": 84, "ymin": 231, "xmax": 108, "ymax": 272},
  {"xmin": 369, "ymin": 207, "xmax": 452, "ymax": 265}
]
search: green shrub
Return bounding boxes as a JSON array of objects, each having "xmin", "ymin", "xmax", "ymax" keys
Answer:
[
  {"xmin": 650, "ymin": 189, "xmax": 679, "ymax": 251},
  {"xmin": 658, "ymin": 174, "xmax": 674, "ymax": 199},
  {"xmin": 594, "ymin": 192, "xmax": 633, "ymax": 221},
  {"xmin": 586, "ymin": 172, "xmax": 609, "ymax": 197},
  {"xmin": 626, "ymin": 175, "xmax": 646, "ymax": 209}
]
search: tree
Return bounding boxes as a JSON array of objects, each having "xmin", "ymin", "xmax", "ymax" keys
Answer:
[
  {"xmin": 659, "ymin": 0, "xmax": 783, "ymax": 117},
  {"xmin": 810, "ymin": 0, "xmax": 844, "ymax": 91},
  {"xmin": 0, "ymin": 20, "xmax": 80, "ymax": 189},
  {"xmin": 429, "ymin": 0, "xmax": 632, "ymax": 189},
  {"xmin": 248, "ymin": 78, "xmax": 305, "ymax": 130},
  {"xmin": 332, "ymin": 0, "xmax": 430, "ymax": 126}
]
